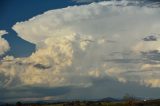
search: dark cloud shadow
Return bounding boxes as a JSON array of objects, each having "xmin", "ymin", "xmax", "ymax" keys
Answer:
[{"xmin": 0, "ymin": 86, "xmax": 72, "ymax": 102}]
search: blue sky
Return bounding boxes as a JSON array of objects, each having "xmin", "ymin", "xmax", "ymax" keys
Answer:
[
  {"xmin": 1, "ymin": 0, "xmax": 160, "ymax": 102},
  {"xmin": 0, "ymin": 0, "xmax": 79, "ymax": 57}
]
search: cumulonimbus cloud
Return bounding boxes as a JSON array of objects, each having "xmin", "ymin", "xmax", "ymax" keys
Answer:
[{"xmin": 1, "ymin": 0, "xmax": 160, "ymax": 90}]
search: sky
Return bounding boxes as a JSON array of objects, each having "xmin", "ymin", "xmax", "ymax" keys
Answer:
[{"xmin": 1, "ymin": 0, "xmax": 160, "ymax": 102}]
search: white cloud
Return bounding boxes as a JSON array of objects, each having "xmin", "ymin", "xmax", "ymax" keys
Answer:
[
  {"xmin": 71, "ymin": 0, "xmax": 142, "ymax": 4},
  {"xmin": 71, "ymin": 0, "xmax": 105, "ymax": 3},
  {"xmin": 0, "ymin": 30, "xmax": 10, "ymax": 56},
  {"xmin": 0, "ymin": 30, "xmax": 8, "ymax": 36},
  {"xmin": 1, "ymin": 0, "xmax": 160, "ymax": 89}
]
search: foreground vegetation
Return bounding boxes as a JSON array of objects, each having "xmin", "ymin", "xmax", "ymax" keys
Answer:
[{"xmin": 2, "ymin": 99, "xmax": 160, "ymax": 106}]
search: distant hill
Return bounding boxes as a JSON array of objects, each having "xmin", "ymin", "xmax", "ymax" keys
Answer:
[
  {"xmin": 100, "ymin": 97, "xmax": 122, "ymax": 102},
  {"xmin": 1, "ymin": 99, "xmax": 160, "ymax": 106}
]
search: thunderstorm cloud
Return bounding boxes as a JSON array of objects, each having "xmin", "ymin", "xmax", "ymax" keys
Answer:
[{"xmin": 1, "ymin": 0, "xmax": 160, "ymax": 101}]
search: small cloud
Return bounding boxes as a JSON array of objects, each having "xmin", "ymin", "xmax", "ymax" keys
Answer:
[
  {"xmin": 0, "ymin": 30, "xmax": 8, "ymax": 36},
  {"xmin": 143, "ymin": 35, "xmax": 157, "ymax": 41},
  {"xmin": 88, "ymin": 69, "xmax": 101, "ymax": 78},
  {"xmin": 141, "ymin": 50, "xmax": 160, "ymax": 61},
  {"xmin": 34, "ymin": 64, "xmax": 51, "ymax": 70},
  {"xmin": 0, "ymin": 30, "xmax": 10, "ymax": 56},
  {"xmin": 105, "ymin": 58, "xmax": 141, "ymax": 64},
  {"xmin": 71, "ymin": 0, "xmax": 101, "ymax": 3}
]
